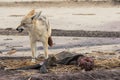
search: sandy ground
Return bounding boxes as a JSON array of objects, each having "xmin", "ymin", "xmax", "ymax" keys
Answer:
[
  {"xmin": 0, "ymin": 35, "xmax": 120, "ymax": 57},
  {"xmin": 0, "ymin": 7, "xmax": 120, "ymax": 31},
  {"xmin": 0, "ymin": 2, "xmax": 120, "ymax": 57},
  {"xmin": 0, "ymin": 2, "xmax": 119, "ymax": 80}
]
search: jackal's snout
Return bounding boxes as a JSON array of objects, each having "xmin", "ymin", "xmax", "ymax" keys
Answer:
[{"xmin": 16, "ymin": 25, "xmax": 24, "ymax": 33}]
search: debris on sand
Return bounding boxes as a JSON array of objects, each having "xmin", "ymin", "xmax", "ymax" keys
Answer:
[
  {"xmin": 0, "ymin": 51, "xmax": 119, "ymax": 79},
  {"xmin": 1, "ymin": 51, "xmax": 119, "ymax": 71}
]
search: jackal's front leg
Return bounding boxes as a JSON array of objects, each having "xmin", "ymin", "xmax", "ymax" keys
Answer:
[
  {"xmin": 42, "ymin": 38, "xmax": 48, "ymax": 59},
  {"xmin": 30, "ymin": 40, "xmax": 36, "ymax": 63}
]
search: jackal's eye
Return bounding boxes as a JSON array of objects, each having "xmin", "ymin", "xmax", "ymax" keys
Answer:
[
  {"xmin": 23, "ymin": 23, "xmax": 25, "ymax": 25},
  {"xmin": 22, "ymin": 23, "xmax": 25, "ymax": 25}
]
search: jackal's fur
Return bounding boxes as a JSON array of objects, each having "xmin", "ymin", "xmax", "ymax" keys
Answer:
[{"xmin": 16, "ymin": 10, "xmax": 53, "ymax": 62}]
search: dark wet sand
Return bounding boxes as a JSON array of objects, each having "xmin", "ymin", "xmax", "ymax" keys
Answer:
[{"xmin": 0, "ymin": 29, "xmax": 120, "ymax": 38}]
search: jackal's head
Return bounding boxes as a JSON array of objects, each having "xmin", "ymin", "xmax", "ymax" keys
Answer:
[{"xmin": 16, "ymin": 9, "xmax": 41, "ymax": 32}]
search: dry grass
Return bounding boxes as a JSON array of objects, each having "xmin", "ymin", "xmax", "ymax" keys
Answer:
[
  {"xmin": 0, "ymin": 51, "xmax": 120, "ymax": 73},
  {"xmin": 95, "ymin": 58, "xmax": 120, "ymax": 69}
]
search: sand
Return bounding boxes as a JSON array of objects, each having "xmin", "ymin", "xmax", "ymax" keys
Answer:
[
  {"xmin": 0, "ymin": 6, "xmax": 120, "ymax": 31},
  {"xmin": 0, "ymin": 2, "xmax": 120, "ymax": 80}
]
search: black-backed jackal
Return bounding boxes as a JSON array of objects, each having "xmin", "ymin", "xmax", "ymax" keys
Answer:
[{"xmin": 16, "ymin": 10, "xmax": 53, "ymax": 63}]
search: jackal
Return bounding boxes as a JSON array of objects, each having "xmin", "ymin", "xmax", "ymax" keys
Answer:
[{"xmin": 16, "ymin": 10, "xmax": 53, "ymax": 63}]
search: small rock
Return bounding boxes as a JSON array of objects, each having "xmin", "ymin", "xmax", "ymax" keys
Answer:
[{"xmin": 7, "ymin": 48, "xmax": 16, "ymax": 55}]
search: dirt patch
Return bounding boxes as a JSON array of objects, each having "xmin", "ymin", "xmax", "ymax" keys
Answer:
[
  {"xmin": 0, "ymin": 51, "xmax": 119, "ymax": 80},
  {"xmin": 0, "ymin": 68, "xmax": 120, "ymax": 80}
]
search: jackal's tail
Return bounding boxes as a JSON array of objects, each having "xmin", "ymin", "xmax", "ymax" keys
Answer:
[{"xmin": 48, "ymin": 36, "xmax": 53, "ymax": 47}]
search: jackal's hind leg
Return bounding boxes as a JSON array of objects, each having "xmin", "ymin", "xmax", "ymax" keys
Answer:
[{"xmin": 42, "ymin": 38, "xmax": 49, "ymax": 59}]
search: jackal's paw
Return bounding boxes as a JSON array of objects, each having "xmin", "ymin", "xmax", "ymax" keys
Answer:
[
  {"xmin": 35, "ymin": 54, "xmax": 39, "ymax": 59},
  {"xmin": 35, "ymin": 56, "xmax": 38, "ymax": 59},
  {"xmin": 45, "ymin": 56, "xmax": 49, "ymax": 59},
  {"xmin": 31, "ymin": 59, "xmax": 36, "ymax": 63}
]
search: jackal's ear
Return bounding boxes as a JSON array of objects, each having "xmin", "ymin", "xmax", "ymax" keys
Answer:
[
  {"xmin": 36, "ymin": 11, "xmax": 42, "ymax": 18},
  {"xmin": 27, "ymin": 9, "xmax": 35, "ymax": 17},
  {"xmin": 31, "ymin": 11, "xmax": 42, "ymax": 20}
]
